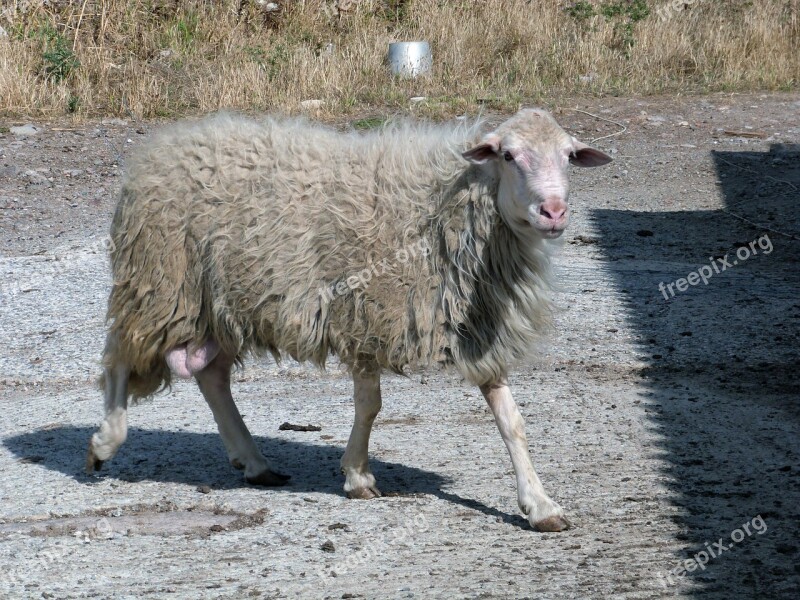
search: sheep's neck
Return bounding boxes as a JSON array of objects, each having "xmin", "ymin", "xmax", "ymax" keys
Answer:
[{"xmin": 432, "ymin": 164, "xmax": 552, "ymax": 383}]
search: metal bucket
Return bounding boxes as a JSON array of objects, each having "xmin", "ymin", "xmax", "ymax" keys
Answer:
[{"xmin": 388, "ymin": 41, "xmax": 432, "ymax": 78}]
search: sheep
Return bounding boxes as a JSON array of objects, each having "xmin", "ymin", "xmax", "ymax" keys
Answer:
[{"xmin": 86, "ymin": 108, "xmax": 611, "ymax": 531}]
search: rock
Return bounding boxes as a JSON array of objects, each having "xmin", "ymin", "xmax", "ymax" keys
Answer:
[
  {"xmin": 0, "ymin": 165, "xmax": 19, "ymax": 178},
  {"xmin": 409, "ymin": 96, "xmax": 427, "ymax": 103},
  {"xmin": 10, "ymin": 124, "xmax": 40, "ymax": 137},
  {"xmin": 101, "ymin": 118, "xmax": 128, "ymax": 126},
  {"xmin": 337, "ymin": 0, "xmax": 357, "ymax": 12},
  {"xmin": 22, "ymin": 170, "xmax": 52, "ymax": 186},
  {"xmin": 300, "ymin": 99, "xmax": 324, "ymax": 111},
  {"xmin": 63, "ymin": 169, "xmax": 84, "ymax": 178},
  {"xmin": 570, "ymin": 235, "xmax": 599, "ymax": 245},
  {"xmin": 279, "ymin": 422, "xmax": 321, "ymax": 432}
]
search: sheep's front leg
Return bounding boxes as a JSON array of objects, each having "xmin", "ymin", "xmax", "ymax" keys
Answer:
[
  {"xmin": 195, "ymin": 352, "xmax": 289, "ymax": 486},
  {"xmin": 341, "ymin": 369, "xmax": 382, "ymax": 499},
  {"xmin": 480, "ymin": 380, "xmax": 570, "ymax": 532}
]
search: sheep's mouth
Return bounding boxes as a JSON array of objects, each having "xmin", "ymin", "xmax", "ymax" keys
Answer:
[
  {"xmin": 539, "ymin": 227, "xmax": 565, "ymax": 239},
  {"xmin": 521, "ymin": 218, "xmax": 567, "ymax": 239}
]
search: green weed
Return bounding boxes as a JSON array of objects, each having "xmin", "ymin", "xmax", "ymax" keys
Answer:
[
  {"xmin": 352, "ymin": 116, "xmax": 387, "ymax": 130},
  {"xmin": 35, "ymin": 24, "xmax": 79, "ymax": 81}
]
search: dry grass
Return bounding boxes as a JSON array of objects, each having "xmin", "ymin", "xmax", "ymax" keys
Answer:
[{"xmin": 0, "ymin": 0, "xmax": 798, "ymax": 119}]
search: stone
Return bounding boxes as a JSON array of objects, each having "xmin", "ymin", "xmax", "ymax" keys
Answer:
[
  {"xmin": 300, "ymin": 99, "xmax": 324, "ymax": 111},
  {"xmin": 22, "ymin": 170, "xmax": 52, "ymax": 186},
  {"xmin": 10, "ymin": 124, "xmax": 40, "ymax": 137}
]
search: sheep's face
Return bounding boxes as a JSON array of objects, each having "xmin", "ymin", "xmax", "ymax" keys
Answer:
[{"xmin": 462, "ymin": 109, "xmax": 612, "ymax": 239}]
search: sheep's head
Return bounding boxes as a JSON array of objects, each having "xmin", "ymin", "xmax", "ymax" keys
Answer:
[{"xmin": 462, "ymin": 108, "xmax": 612, "ymax": 239}]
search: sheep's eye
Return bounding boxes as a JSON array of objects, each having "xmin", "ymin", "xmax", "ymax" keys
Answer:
[{"xmin": 503, "ymin": 151, "xmax": 514, "ymax": 162}]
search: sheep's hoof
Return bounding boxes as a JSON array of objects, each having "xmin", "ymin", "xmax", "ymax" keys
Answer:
[
  {"xmin": 85, "ymin": 442, "xmax": 103, "ymax": 473},
  {"xmin": 346, "ymin": 486, "xmax": 382, "ymax": 500},
  {"xmin": 246, "ymin": 469, "xmax": 291, "ymax": 487},
  {"xmin": 532, "ymin": 515, "xmax": 572, "ymax": 532}
]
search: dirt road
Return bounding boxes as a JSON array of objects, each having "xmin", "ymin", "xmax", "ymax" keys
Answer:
[{"xmin": 1, "ymin": 93, "xmax": 799, "ymax": 599}]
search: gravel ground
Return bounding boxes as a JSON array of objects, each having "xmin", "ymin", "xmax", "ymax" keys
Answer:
[{"xmin": 1, "ymin": 92, "xmax": 799, "ymax": 599}]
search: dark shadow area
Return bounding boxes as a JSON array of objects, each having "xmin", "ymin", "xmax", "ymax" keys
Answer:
[
  {"xmin": 591, "ymin": 143, "xmax": 800, "ymax": 598},
  {"xmin": 3, "ymin": 425, "xmax": 528, "ymax": 529}
]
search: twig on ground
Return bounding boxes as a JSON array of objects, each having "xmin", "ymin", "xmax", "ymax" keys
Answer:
[
  {"xmin": 567, "ymin": 108, "xmax": 628, "ymax": 143},
  {"xmin": 722, "ymin": 210, "xmax": 800, "ymax": 241},
  {"xmin": 715, "ymin": 155, "xmax": 798, "ymax": 191}
]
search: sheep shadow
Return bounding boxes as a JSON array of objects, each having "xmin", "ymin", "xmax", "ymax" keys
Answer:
[
  {"xmin": 590, "ymin": 143, "xmax": 800, "ymax": 598},
  {"xmin": 2, "ymin": 425, "xmax": 528, "ymax": 528}
]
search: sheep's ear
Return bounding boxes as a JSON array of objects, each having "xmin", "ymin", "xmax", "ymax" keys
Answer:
[
  {"xmin": 569, "ymin": 138, "xmax": 613, "ymax": 167},
  {"xmin": 463, "ymin": 135, "xmax": 500, "ymax": 164}
]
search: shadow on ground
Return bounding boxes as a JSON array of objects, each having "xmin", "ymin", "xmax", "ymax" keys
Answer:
[
  {"xmin": 3, "ymin": 425, "xmax": 529, "ymax": 529},
  {"xmin": 591, "ymin": 144, "xmax": 800, "ymax": 598}
]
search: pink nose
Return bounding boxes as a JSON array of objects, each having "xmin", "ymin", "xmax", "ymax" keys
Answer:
[{"xmin": 538, "ymin": 198, "xmax": 568, "ymax": 222}]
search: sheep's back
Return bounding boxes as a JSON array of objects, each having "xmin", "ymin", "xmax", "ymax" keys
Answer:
[{"xmin": 107, "ymin": 114, "xmax": 416, "ymax": 376}]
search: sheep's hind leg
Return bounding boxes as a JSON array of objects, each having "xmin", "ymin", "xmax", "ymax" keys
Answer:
[
  {"xmin": 86, "ymin": 333, "xmax": 129, "ymax": 472},
  {"xmin": 341, "ymin": 369, "xmax": 382, "ymax": 499},
  {"xmin": 480, "ymin": 380, "xmax": 571, "ymax": 532},
  {"xmin": 195, "ymin": 352, "xmax": 289, "ymax": 486}
]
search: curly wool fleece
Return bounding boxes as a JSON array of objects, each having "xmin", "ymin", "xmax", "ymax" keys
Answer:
[{"xmin": 106, "ymin": 112, "xmax": 555, "ymax": 399}]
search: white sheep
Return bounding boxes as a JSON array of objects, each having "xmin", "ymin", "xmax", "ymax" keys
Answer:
[{"xmin": 87, "ymin": 109, "xmax": 611, "ymax": 531}]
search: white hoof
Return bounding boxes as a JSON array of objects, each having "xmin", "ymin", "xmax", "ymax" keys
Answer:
[
  {"xmin": 342, "ymin": 468, "xmax": 381, "ymax": 499},
  {"xmin": 86, "ymin": 407, "xmax": 127, "ymax": 470},
  {"xmin": 522, "ymin": 497, "xmax": 571, "ymax": 532}
]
